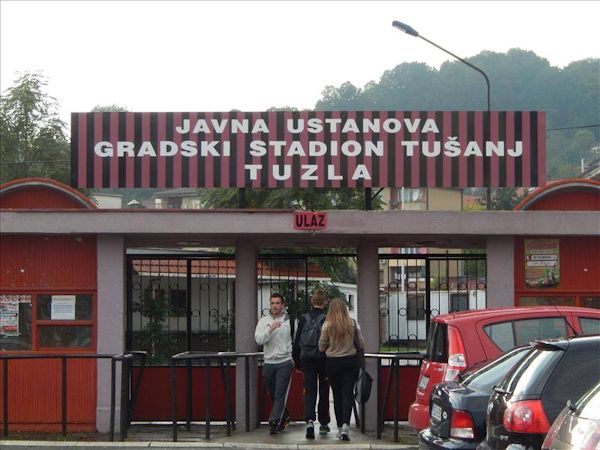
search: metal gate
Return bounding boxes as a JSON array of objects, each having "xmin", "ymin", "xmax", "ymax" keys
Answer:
[{"xmin": 379, "ymin": 253, "xmax": 487, "ymax": 352}]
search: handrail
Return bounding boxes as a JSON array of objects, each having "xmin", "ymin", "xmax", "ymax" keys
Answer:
[
  {"xmin": 364, "ymin": 352, "xmax": 424, "ymax": 442},
  {"xmin": 170, "ymin": 351, "xmax": 264, "ymax": 442},
  {"xmin": 0, "ymin": 351, "xmax": 147, "ymax": 440},
  {"xmin": 109, "ymin": 351, "xmax": 148, "ymax": 441}
]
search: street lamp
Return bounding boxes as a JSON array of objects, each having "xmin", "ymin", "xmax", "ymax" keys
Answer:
[{"xmin": 392, "ymin": 20, "xmax": 493, "ymax": 208}]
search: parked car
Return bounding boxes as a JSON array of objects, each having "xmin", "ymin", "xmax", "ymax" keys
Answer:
[
  {"xmin": 409, "ymin": 306, "xmax": 600, "ymax": 431},
  {"xmin": 542, "ymin": 382, "xmax": 600, "ymax": 450},
  {"xmin": 419, "ymin": 346, "xmax": 532, "ymax": 450},
  {"xmin": 478, "ymin": 335, "xmax": 600, "ymax": 450}
]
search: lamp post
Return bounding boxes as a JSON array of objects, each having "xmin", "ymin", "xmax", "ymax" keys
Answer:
[{"xmin": 392, "ymin": 20, "xmax": 493, "ymax": 209}]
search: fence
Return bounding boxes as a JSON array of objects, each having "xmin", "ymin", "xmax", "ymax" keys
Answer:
[{"xmin": 0, "ymin": 351, "xmax": 146, "ymax": 441}]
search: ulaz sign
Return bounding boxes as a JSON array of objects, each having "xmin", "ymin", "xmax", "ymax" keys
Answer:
[{"xmin": 72, "ymin": 111, "xmax": 545, "ymax": 189}]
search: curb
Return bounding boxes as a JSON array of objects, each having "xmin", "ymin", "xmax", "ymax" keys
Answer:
[{"xmin": 0, "ymin": 441, "xmax": 419, "ymax": 450}]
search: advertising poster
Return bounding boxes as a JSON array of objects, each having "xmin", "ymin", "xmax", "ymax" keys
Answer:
[
  {"xmin": 525, "ymin": 239, "xmax": 560, "ymax": 288},
  {"xmin": 0, "ymin": 295, "xmax": 31, "ymax": 336},
  {"xmin": 51, "ymin": 295, "xmax": 76, "ymax": 320}
]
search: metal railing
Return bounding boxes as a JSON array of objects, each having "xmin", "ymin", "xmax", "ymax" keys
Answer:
[
  {"xmin": 0, "ymin": 351, "xmax": 146, "ymax": 441},
  {"xmin": 170, "ymin": 350, "xmax": 263, "ymax": 442},
  {"xmin": 365, "ymin": 352, "xmax": 424, "ymax": 442}
]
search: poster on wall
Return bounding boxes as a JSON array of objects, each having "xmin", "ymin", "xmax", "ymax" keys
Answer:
[
  {"xmin": 525, "ymin": 239, "xmax": 560, "ymax": 288},
  {"xmin": 0, "ymin": 295, "xmax": 31, "ymax": 336},
  {"xmin": 51, "ymin": 295, "xmax": 76, "ymax": 320}
]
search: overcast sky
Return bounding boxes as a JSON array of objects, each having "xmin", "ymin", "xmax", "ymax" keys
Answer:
[{"xmin": 1, "ymin": 1, "xmax": 599, "ymax": 124}]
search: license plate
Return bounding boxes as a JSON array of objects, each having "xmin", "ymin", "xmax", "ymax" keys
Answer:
[
  {"xmin": 418, "ymin": 375, "xmax": 429, "ymax": 391},
  {"xmin": 431, "ymin": 404, "xmax": 443, "ymax": 422}
]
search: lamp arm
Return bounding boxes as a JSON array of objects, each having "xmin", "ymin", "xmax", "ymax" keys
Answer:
[{"xmin": 418, "ymin": 35, "xmax": 490, "ymax": 111}]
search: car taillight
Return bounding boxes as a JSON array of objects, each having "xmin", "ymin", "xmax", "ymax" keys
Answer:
[
  {"xmin": 450, "ymin": 409, "xmax": 475, "ymax": 439},
  {"xmin": 503, "ymin": 400, "xmax": 551, "ymax": 434},
  {"xmin": 444, "ymin": 326, "xmax": 467, "ymax": 381}
]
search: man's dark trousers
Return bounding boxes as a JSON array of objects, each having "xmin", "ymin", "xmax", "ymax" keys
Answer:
[
  {"xmin": 302, "ymin": 358, "xmax": 330, "ymax": 425},
  {"xmin": 263, "ymin": 360, "xmax": 293, "ymax": 423}
]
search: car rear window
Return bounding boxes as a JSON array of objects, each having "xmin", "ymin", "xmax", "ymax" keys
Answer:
[
  {"xmin": 579, "ymin": 317, "xmax": 600, "ymax": 335},
  {"xmin": 484, "ymin": 317, "xmax": 568, "ymax": 352},
  {"xmin": 497, "ymin": 347, "xmax": 563, "ymax": 397},
  {"xmin": 543, "ymin": 344, "xmax": 600, "ymax": 420},
  {"xmin": 463, "ymin": 347, "xmax": 531, "ymax": 390},
  {"xmin": 426, "ymin": 322, "xmax": 448, "ymax": 363}
]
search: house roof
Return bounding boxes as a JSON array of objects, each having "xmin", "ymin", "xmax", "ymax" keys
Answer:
[{"xmin": 132, "ymin": 259, "xmax": 330, "ymax": 280}]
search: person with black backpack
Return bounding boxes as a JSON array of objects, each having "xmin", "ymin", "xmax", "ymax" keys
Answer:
[{"xmin": 292, "ymin": 288, "xmax": 331, "ymax": 439}]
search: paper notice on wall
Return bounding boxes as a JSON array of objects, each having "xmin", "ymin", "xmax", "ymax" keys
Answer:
[
  {"xmin": 0, "ymin": 295, "xmax": 30, "ymax": 336},
  {"xmin": 51, "ymin": 295, "xmax": 76, "ymax": 320},
  {"xmin": 0, "ymin": 300, "xmax": 19, "ymax": 336}
]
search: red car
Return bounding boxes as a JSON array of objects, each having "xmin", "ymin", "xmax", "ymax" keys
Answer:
[{"xmin": 408, "ymin": 306, "xmax": 600, "ymax": 432}]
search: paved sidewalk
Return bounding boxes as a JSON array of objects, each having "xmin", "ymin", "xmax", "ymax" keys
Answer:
[{"xmin": 1, "ymin": 422, "xmax": 419, "ymax": 450}]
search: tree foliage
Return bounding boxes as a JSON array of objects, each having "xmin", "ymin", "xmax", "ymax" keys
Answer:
[
  {"xmin": 0, "ymin": 72, "xmax": 70, "ymax": 183},
  {"xmin": 316, "ymin": 49, "xmax": 600, "ymax": 180}
]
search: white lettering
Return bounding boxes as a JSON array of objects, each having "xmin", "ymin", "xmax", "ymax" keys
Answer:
[
  {"xmin": 116, "ymin": 141, "xmax": 134, "ymax": 157},
  {"xmin": 301, "ymin": 164, "xmax": 318, "ymax": 180},
  {"xmin": 507, "ymin": 141, "xmax": 523, "ymax": 157},
  {"xmin": 249, "ymin": 140, "xmax": 267, "ymax": 157},
  {"xmin": 352, "ymin": 164, "xmax": 371, "ymax": 180},
  {"xmin": 328, "ymin": 165, "xmax": 343, "ymax": 180},
  {"xmin": 245, "ymin": 164, "xmax": 262, "ymax": 180},
  {"xmin": 94, "ymin": 141, "xmax": 113, "ymax": 157},
  {"xmin": 181, "ymin": 141, "xmax": 197, "ymax": 157},
  {"xmin": 137, "ymin": 142, "xmax": 156, "ymax": 157},
  {"xmin": 273, "ymin": 165, "xmax": 291, "ymax": 180},
  {"xmin": 160, "ymin": 141, "xmax": 178, "ymax": 156}
]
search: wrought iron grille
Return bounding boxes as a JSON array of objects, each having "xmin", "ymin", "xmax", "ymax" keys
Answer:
[
  {"xmin": 379, "ymin": 253, "xmax": 487, "ymax": 352},
  {"xmin": 128, "ymin": 256, "xmax": 236, "ymax": 365}
]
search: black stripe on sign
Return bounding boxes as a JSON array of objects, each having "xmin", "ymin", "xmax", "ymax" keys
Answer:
[
  {"xmin": 70, "ymin": 113, "xmax": 78, "ymax": 187},
  {"xmin": 278, "ymin": 111, "xmax": 290, "ymax": 187},
  {"xmin": 467, "ymin": 111, "xmax": 475, "ymax": 187},
  {"xmin": 118, "ymin": 112, "xmax": 127, "ymax": 187},
  {"xmin": 291, "ymin": 110, "xmax": 300, "ymax": 187},
  {"xmin": 302, "ymin": 111, "xmax": 317, "ymax": 188},
  {"xmin": 530, "ymin": 111, "xmax": 539, "ymax": 186},
  {"xmin": 435, "ymin": 111, "xmax": 443, "ymax": 187},
  {"xmin": 134, "ymin": 113, "xmax": 142, "ymax": 188},
  {"xmin": 338, "ymin": 111, "xmax": 348, "ymax": 189},
  {"xmin": 498, "ymin": 112, "xmax": 506, "ymax": 187},
  {"xmin": 86, "ymin": 113, "xmax": 95, "ymax": 188},
  {"xmin": 244, "ymin": 112, "xmax": 253, "ymax": 187},
  {"xmin": 213, "ymin": 112, "xmax": 221, "ymax": 188},
  {"xmin": 402, "ymin": 111, "xmax": 411, "ymax": 187},
  {"xmin": 276, "ymin": 112, "xmax": 285, "ymax": 189},
  {"xmin": 324, "ymin": 111, "xmax": 333, "ymax": 189},
  {"xmin": 514, "ymin": 112, "xmax": 523, "ymax": 187},
  {"xmin": 371, "ymin": 111, "xmax": 380, "ymax": 187},
  {"xmin": 181, "ymin": 112, "xmax": 189, "ymax": 187},
  {"xmin": 483, "ymin": 111, "xmax": 490, "ymax": 187},
  {"xmin": 197, "ymin": 112, "xmax": 206, "ymax": 188},
  {"xmin": 229, "ymin": 112, "xmax": 237, "ymax": 188},
  {"xmin": 102, "ymin": 112, "xmax": 111, "ymax": 188},
  {"xmin": 355, "ymin": 110, "xmax": 364, "ymax": 188},
  {"xmin": 260, "ymin": 111, "xmax": 269, "ymax": 187},
  {"xmin": 419, "ymin": 111, "xmax": 428, "ymax": 187},
  {"xmin": 166, "ymin": 113, "xmax": 173, "ymax": 188},
  {"xmin": 451, "ymin": 111, "xmax": 459, "ymax": 187},
  {"xmin": 149, "ymin": 113, "xmax": 158, "ymax": 187}
]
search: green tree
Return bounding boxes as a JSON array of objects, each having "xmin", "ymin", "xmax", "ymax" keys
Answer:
[
  {"xmin": 0, "ymin": 72, "xmax": 70, "ymax": 183},
  {"xmin": 490, "ymin": 187, "xmax": 527, "ymax": 210}
]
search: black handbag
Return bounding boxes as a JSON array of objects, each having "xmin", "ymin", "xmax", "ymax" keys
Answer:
[
  {"xmin": 354, "ymin": 367, "xmax": 373, "ymax": 403},
  {"xmin": 353, "ymin": 320, "xmax": 366, "ymax": 369}
]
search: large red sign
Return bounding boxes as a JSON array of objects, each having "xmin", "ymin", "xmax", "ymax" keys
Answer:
[{"xmin": 71, "ymin": 111, "xmax": 545, "ymax": 189}]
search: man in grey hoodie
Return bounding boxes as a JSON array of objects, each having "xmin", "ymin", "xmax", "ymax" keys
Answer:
[{"xmin": 255, "ymin": 293, "xmax": 293, "ymax": 434}]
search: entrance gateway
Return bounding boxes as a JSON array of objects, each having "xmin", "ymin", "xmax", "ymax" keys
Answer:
[
  {"xmin": 127, "ymin": 252, "xmax": 486, "ymax": 421},
  {"xmin": 7, "ymin": 109, "xmax": 588, "ymax": 436}
]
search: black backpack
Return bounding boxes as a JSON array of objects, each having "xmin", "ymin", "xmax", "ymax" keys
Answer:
[{"xmin": 299, "ymin": 312, "xmax": 326, "ymax": 359}]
